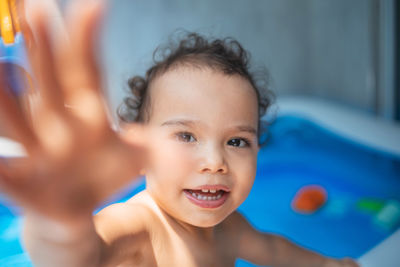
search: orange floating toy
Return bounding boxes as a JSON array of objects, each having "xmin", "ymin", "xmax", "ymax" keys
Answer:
[{"xmin": 292, "ymin": 185, "xmax": 327, "ymax": 214}]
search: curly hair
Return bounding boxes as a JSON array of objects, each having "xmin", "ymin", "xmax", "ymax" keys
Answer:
[{"xmin": 117, "ymin": 32, "xmax": 274, "ymax": 146}]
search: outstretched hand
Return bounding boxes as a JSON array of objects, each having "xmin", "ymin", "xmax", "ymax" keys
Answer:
[
  {"xmin": 323, "ymin": 258, "xmax": 360, "ymax": 267},
  {"xmin": 0, "ymin": 0, "xmax": 148, "ymax": 222}
]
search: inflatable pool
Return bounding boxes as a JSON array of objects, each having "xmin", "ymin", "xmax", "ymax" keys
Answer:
[
  {"xmin": 236, "ymin": 97, "xmax": 400, "ymax": 266},
  {"xmin": 0, "ymin": 97, "xmax": 399, "ymax": 266}
]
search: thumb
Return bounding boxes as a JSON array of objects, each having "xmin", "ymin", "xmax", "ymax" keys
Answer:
[
  {"xmin": 341, "ymin": 258, "xmax": 359, "ymax": 267},
  {"xmin": 119, "ymin": 123, "xmax": 150, "ymax": 147},
  {"xmin": 119, "ymin": 123, "xmax": 151, "ymax": 149}
]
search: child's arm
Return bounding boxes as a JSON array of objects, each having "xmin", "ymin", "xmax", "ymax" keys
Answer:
[
  {"xmin": 23, "ymin": 203, "xmax": 152, "ymax": 267},
  {"xmin": 23, "ymin": 213, "xmax": 104, "ymax": 267},
  {"xmin": 240, "ymin": 232, "xmax": 358, "ymax": 267},
  {"xmin": 0, "ymin": 1, "xmax": 150, "ymax": 266},
  {"xmin": 231, "ymin": 212, "xmax": 359, "ymax": 267}
]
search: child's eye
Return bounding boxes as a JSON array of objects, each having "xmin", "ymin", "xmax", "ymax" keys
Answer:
[
  {"xmin": 228, "ymin": 138, "xmax": 250, "ymax": 148},
  {"xmin": 176, "ymin": 132, "xmax": 196, "ymax": 143}
]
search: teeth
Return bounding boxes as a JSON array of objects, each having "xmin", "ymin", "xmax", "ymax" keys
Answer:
[
  {"xmin": 201, "ymin": 189, "xmax": 209, "ymax": 193},
  {"xmin": 210, "ymin": 189, "xmax": 216, "ymax": 193},
  {"xmin": 189, "ymin": 191, "xmax": 224, "ymax": 201}
]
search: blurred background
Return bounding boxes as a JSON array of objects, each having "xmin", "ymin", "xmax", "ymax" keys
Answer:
[
  {"xmin": 90, "ymin": 0, "xmax": 399, "ymax": 123},
  {"xmin": 0, "ymin": 0, "xmax": 399, "ymax": 266}
]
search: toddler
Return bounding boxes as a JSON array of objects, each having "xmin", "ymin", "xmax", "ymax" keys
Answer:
[{"xmin": 0, "ymin": 1, "xmax": 359, "ymax": 266}]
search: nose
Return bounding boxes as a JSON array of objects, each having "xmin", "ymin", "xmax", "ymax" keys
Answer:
[{"xmin": 198, "ymin": 143, "xmax": 228, "ymax": 174}]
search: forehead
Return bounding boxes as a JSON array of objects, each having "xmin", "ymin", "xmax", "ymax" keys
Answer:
[{"xmin": 148, "ymin": 67, "xmax": 258, "ymax": 128}]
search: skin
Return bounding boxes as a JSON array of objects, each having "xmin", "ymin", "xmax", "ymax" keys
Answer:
[
  {"xmin": 97, "ymin": 68, "xmax": 260, "ymax": 266},
  {"xmin": 94, "ymin": 68, "xmax": 357, "ymax": 267},
  {"xmin": 144, "ymin": 67, "xmax": 259, "ymax": 229},
  {"xmin": 0, "ymin": 1, "xmax": 359, "ymax": 266}
]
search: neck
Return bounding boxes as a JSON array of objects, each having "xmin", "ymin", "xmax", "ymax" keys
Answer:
[
  {"xmin": 159, "ymin": 203, "xmax": 217, "ymax": 242},
  {"xmin": 174, "ymin": 216, "xmax": 216, "ymax": 241},
  {"xmin": 144, "ymin": 189, "xmax": 218, "ymax": 242}
]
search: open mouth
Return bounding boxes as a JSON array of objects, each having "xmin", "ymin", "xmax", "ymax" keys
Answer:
[
  {"xmin": 183, "ymin": 187, "xmax": 230, "ymax": 208},
  {"xmin": 184, "ymin": 189, "xmax": 226, "ymax": 201}
]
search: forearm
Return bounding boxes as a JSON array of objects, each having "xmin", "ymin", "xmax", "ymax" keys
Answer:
[
  {"xmin": 23, "ymin": 213, "xmax": 104, "ymax": 267},
  {"xmin": 272, "ymin": 235, "xmax": 330, "ymax": 267}
]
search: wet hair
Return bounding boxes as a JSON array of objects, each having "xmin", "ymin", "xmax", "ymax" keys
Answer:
[{"xmin": 117, "ymin": 31, "xmax": 274, "ymax": 146}]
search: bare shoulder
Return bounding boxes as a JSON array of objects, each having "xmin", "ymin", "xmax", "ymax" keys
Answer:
[
  {"xmin": 93, "ymin": 191, "xmax": 160, "ymax": 265},
  {"xmin": 222, "ymin": 211, "xmax": 278, "ymax": 265},
  {"xmin": 94, "ymin": 200, "xmax": 154, "ymax": 241},
  {"xmin": 217, "ymin": 211, "xmax": 259, "ymax": 253},
  {"xmin": 220, "ymin": 211, "xmax": 256, "ymax": 235}
]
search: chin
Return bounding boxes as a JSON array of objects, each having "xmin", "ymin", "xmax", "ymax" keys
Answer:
[
  {"xmin": 182, "ymin": 209, "xmax": 232, "ymax": 228},
  {"xmin": 193, "ymin": 220, "xmax": 224, "ymax": 228}
]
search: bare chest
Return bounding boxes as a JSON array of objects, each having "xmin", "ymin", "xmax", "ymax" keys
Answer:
[
  {"xmin": 153, "ymin": 236, "xmax": 236, "ymax": 267},
  {"xmin": 113, "ymin": 228, "xmax": 236, "ymax": 267}
]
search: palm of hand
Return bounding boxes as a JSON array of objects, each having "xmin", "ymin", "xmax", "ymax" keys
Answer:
[
  {"xmin": 0, "ymin": 1, "xmax": 146, "ymax": 221},
  {"xmin": 324, "ymin": 258, "xmax": 360, "ymax": 267}
]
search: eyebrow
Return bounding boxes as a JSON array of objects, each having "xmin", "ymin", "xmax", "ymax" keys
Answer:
[
  {"xmin": 161, "ymin": 119, "xmax": 200, "ymax": 128},
  {"xmin": 234, "ymin": 125, "xmax": 258, "ymax": 135},
  {"xmin": 161, "ymin": 119, "xmax": 257, "ymax": 136}
]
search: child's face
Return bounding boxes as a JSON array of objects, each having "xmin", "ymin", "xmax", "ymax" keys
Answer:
[{"xmin": 144, "ymin": 67, "xmax": 259, "ymax": 227}]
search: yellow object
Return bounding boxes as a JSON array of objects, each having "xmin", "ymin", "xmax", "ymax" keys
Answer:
[{"xmin": 0, "ymin": 0, "xmax": 15, "ymax": 44}]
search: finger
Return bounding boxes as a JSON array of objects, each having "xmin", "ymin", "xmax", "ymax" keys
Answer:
[
  {"xmin": 71, "ymin": 0, "xmax": 105, "ymax": 93},
  {"xmin": 29, "ymin": 6, "xmax": 64, "ymax": 110},
  {"xmin": 0, "ymin": 65, "xmax": 36, "ymax": 148},
  {"xmin": 57, "ymin": 0, "xmax": 108, "ymax": 128},
  {"xmin": 59, "ymin": 0, "xmax": 105, "ymax": 96},
  {"xmin": 0, "ymin": 157, "xmax": 30, "ymax": 200},
  {"xmin": 9, "ymin": 0, "xmax": 21, "ymax": 34},
  {"xmin": 0, "ymin": 158, "xmax": 12, "ymax": 191},
  {"xmin": 16, "ymin": 0, "xmax": 36, "ymax": 61},
  {"xmin": 119, "ymin": 123, "xmax": 152, "ymax": 149},
  {"xmin": 118, "ymin": 122, "xmax": 151, "ymax": 172},
  {"xmin": 0, "ymin": 156, "xmax": 50, "ymax": 214},
  {"xmin": 342, "ymin": 258, "xmax": 359, "ymax": 267},
  {"xmin": 0, "ymin": 158, "xmax": 16, "ymax": 191}
]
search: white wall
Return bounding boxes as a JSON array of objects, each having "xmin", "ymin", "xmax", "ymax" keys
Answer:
[{"xmin": 99, "ymin": 0, "xmax": 377, "ymax": 121}]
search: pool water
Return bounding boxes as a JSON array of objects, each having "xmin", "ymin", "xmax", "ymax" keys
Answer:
[{"xmin": 1, "ymin": 115, "xmax": 399, "ymax": 266}]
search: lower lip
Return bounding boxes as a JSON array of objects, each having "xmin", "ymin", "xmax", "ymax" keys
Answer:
[{"xmin": 183, "ymin": 190, "xmax": 229, "ymax": 209}]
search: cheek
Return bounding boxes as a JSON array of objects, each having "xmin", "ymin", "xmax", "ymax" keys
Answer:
[
  {"xmin": 148, "ymin": 140, "xmax": 195, "ymax": 182},
  {"xmin": 239, "ymin": 166, "xmax": 256, "ymax": 193},
  {"xmin": 232, "ymin": 153, "xmax": 257, "ymax": 199}
]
